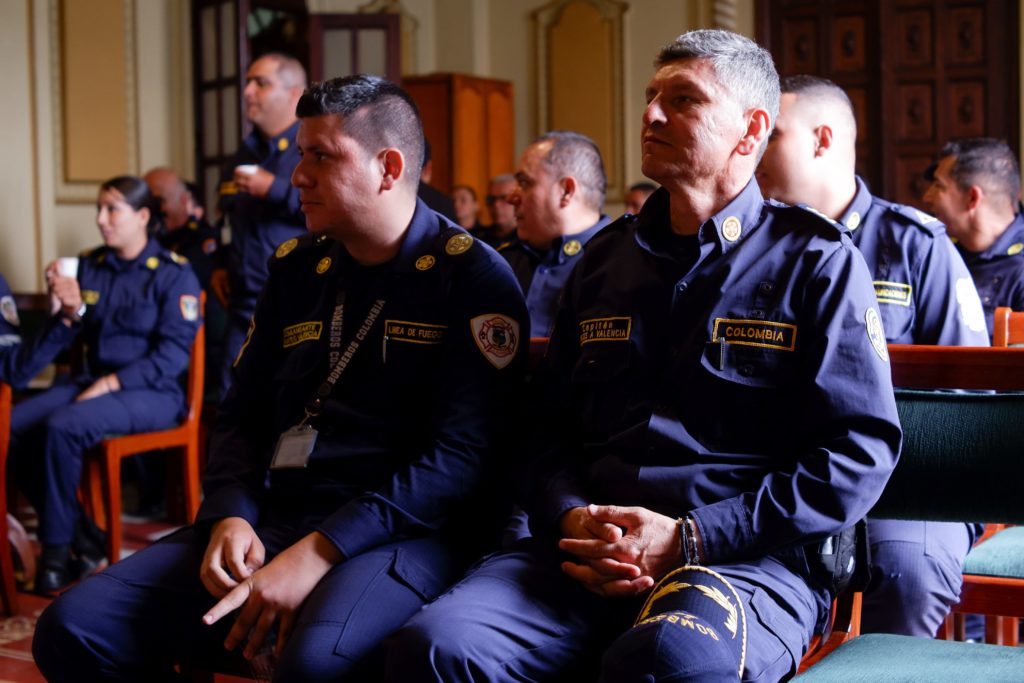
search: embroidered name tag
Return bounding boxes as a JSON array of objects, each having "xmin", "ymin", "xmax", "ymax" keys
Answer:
[
  {"xmin": 384, "ymin": 319, "xmax": 446, "ymax": 344},
  {"xmin": 579, "ymin": 316, "xmax": 632, "ymax": 344},
  {"xmin": 873, "ymin": 281, "xmax": 912, "ymax": 307},
  {"xmin": 712, "ymin": 318, "xmax": 797, "ymax": 351},
  {"xmin": 282, "ymin": 321, "xmax": 322, "ymax": 348}
]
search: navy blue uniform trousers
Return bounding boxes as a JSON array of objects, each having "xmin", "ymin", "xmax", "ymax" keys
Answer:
[
  {"xmin": 34, "ymin": 526, "xmax": 460, "ymax": 682},
  {"xmin": 9, "ymin": 380, "xmax": 180, "ymax": 546},
  {"xmin": 386, "ymin": 538, "xmax": 821, "ymax": 683}
]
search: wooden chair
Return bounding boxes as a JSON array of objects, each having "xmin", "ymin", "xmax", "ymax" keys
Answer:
[
  {"xmin": 85, "ymin": 292, "xmax": 206, "ymax": 563},
  {"xmin": 795, "ymin": 344, "xmax": 1024, "ymax": 681},
  {"xmin": 0, "ymin": 383, "xmax": 17, "ymax": 614},
  {"xmin": 992, "ymin": 306, "xmax": 1024, "ymax": 347}
]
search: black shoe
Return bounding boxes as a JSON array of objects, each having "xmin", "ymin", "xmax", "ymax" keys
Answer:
[
  {"xmin": 74, "ymin": 548, "xmax": 107, "ymax": 578},
  {"xmin": 36, "ymin": 558, "xmax": 72, "ymax": 595}
]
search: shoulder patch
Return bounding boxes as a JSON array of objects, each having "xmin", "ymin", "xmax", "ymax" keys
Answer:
[
  {"xmin": 445, "ymin": 234, "xmax": 474, "ymax": 256},
  {"xmin": 471, "ymin": 314, "xmax": 520, "ymax": 369},
  {"xmin": 275, "ymin": 238, "xmax": 299, "ymax": 259},
  {"xmin": 0, "ymin": 295, "xmax": 19, "ymax": 327},
  {"xmin": 887, "ymin": 203, "xmax": 943, "ymax": 234}
]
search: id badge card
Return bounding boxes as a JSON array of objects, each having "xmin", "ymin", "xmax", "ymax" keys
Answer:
[{"xmin": 270, "ymin": 424, "xmax": 318, "ymax": 469}]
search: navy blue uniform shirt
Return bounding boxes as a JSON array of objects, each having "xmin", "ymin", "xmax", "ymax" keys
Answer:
[
  {"xmin": 499, "ymin": 216, "xmax": 611, "ymax": 337},
  {"xmin": 77, "ymin": 239, "xmax": 201, "ymax": 402},
  {"xmin": 219, "ymin": 121, "xmax": 306, "ymax": 319},
  {"xmin": 956, "ymin": 213, "xmax": 1024, "ymax": 334},
  {"xmin": 526, "ymin": 182, "xmax": 901, "ymax": 575},
  {"xmin": 840, "ymin": 177, "xmax": 989, "ymax": 345},
  {"xmin": 157, "ymin": 215, "xmax": 220, "ymax": 289},
  {"xmin": 0, "ymin": 275, "xmax": 77, "ymax": 388},
  {"xmin": 198, "ymin": 200, "xmax": 529, "ymax": 559}
]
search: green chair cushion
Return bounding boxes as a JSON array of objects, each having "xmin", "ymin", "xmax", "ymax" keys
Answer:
[
  {"xmin": 794, "ymin": 633, "xmax": 1024, "ymax": 682},
  {"xmin": 963, "ymin": 526, "xmax": 1024, "ymax": 578}
]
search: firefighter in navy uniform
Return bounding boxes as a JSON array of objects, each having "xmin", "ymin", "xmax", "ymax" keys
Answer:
[
  {"xmin": 498, "ymin": 131, "xmax": 612, "ymax": 338},
  {"xmin": 757, "ymin": 75, "xmax": 989, "ymax": 637},
  {"xmin": 34, "ymin": 75, "xmax": 528, "ymax": 683},
  {"xmin": 0, "ymin": 273, "xmax": 79, "ymax": 388},
  {"xmin": 923, "ymin": 137, "xmax": 1024, "ymax": 334},
  {"xmin": 9, "ymin": 176, "xmax": 201, "ymax": 594},
  {"xmin": 386, "ymin": 30, "xmax": 901, "ymax": 683},
  {"xmin": 212, "ymin": 53, "xmax": 308, "ymax": 397}
]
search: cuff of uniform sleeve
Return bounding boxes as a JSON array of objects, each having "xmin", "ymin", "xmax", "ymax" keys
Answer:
[
  {"xmin": 266, "ymin": 175, "xmax": 290, "ymax": 204},
  {"xmin": 689, "ymin": 497, "xmax": 753, "ymax": 564},
  {"xmin": 316, "ymin": 499, "xmax": 390, "ymax": 559},
  {"xmin": 195, "ymin": 486, "xmax": 262, "ymax": 530},
  {"xmin": 535, "ymin": 493, "xmax": 588, "ymax": 539}
]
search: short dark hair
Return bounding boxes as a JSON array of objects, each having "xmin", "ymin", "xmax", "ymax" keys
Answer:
[
  {"xmin": 535, "ymin": 130, "xmax": 607, "ymax": 211},
  {"xmin": 656, "ymin": 29, "xmax": 779, "ymax": 125},
  {"xmin": 100, "ymin": 175, "xmax": 162, "ymax": 233},
  {"xmin": 296, "ymin": 75, "xmax": 425, "ymax": 179},
  {"xmin": 628, "ymin": 181, "xmax": 658, "ymax": 194},
  {"xmin": 937, "ymin": 138, "xmax": 1021, "ymax": 205},
  {"xmin": 452, "ymin": 184, "xmax": 477, "ymax": 201}
]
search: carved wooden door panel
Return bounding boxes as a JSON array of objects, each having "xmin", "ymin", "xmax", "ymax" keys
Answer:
[{"xmin": 757, "ymin": 0, "xmax": 1018, "ymax": 207}]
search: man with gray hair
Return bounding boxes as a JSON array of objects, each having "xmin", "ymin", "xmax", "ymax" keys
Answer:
[
  {"xmin": 500, "ymin": 130, "xmax": 611, "ymax": 337},
  {"xmin": 387, "ymin": 29, "xmax": 900, "ymax": 682},
  {"xmin": 924, "ymin": 137, "xmax": 1024, "ymax": 333}
]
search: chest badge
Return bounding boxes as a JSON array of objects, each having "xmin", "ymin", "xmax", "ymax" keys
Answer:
[
  {"xmin": 471, "ymin": 314, "xmax": 520, "ymax": 369},
  {"xmin": 1008, "ymin": 243, "xmax": 1023, "ymax": 256},
  {"xmin": 562, "ymin": 239, "xmax": 582, "ymax": 256},
  {"xmin": 276, "ymin": 238, "xmax": 298, "ymax": 258},
  {"xmin": 721, "ymin": 216, "xmax": 742, "ymax": 242},
  {"xmin": 146, "ymin": 256, "xmax": 159, "ymax": 270},
  {"xmin": 415, "ymin": 255, "xmax": 436, "ymax": 271},
  {"xmin": 865, "ymin": 306, "xmax": 888, "ymax": 362},
  {"xmin": 845, "ymin": 211, "xmax": 861, "ymax": 230},
  {"xmin": 445, "ymin": 234, "xmax": 473, "ymax": 255},
  {"xmin": 316, "ymin": 257, "xmax": 332, "ymax": 274}
]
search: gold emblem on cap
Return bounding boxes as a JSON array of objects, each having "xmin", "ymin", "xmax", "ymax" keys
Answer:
[
  {"xmin": 275, "ymin": 238, "xmax": 298, "ymax": 258},
  {"xmin": 445, "ymin": 234, "xmax": 473, "ymax": 255},
  {"xmin": 146, "ymin": 256, "xmax": 159, "ymax": 270},
  {"xmin": 1009, "ymin": 243, "xmax": 1023, "ymax": 256},
  {"xmin": 721, "ymin": 216, "xmax": 742, "ymax": 242},
  {"xmin": 846, "ymin": 211, "xmax": 861, "ymax": 230},
  {"xmin": 316, "ymin": 257, "xmax": 332, "ymax": 274},
  {"xmin": 415, "ymin": 255, "xmax": 436, "ymax": 271},
  {"xmin": 563, "ymin": 240, "xmax": 582, "ymax": 256},
  {"xmin": 277, "ymin": 138, "xmax": 289, "ymax": 151}
]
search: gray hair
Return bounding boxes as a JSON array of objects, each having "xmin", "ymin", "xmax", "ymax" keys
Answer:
[
  {"xmin": 656, "ymin": 29, "xmax": 780, "ymax": 127},
  {"xmin": 535, "ymin": 130, "xmax": 607, "ymax": 211}
]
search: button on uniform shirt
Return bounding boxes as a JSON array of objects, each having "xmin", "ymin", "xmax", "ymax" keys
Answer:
[
  {"xmin": 77, "ymin": 240, "xmax": 201, "ymax": 403},
  {"xmin": 955, "ymin": 213, "xmax": 1024, "ymax": 335},
  {"xmin": 525, "ymin": 183, "xmax": 901, "ymax": 598},
  {"xmin": 499, "ymin": 216, "xmax": 611, "ymax": 338},
  {"xmin": 838, "ymin": 177, "xmax": 989, "ymax": 345},
  {"xmin": 219, "ymin": 121, "xmax": 306, "ymax": 320},
  {"xmin": 198, "ymin": 200, "xmax": 529, "ymax": 562}
]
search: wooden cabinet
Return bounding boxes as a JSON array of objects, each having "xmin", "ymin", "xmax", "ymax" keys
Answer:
[
  {"xmin": 757, "ymin": 0, "xmax": 1018, "ymax": 206},
  {"xmin": 402, "ymin": 74, "xmax": 515, "ymax": 223}
]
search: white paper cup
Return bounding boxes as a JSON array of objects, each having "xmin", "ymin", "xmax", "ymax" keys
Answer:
[
  {"xmin": 57, "ymin": 256, "xmax": 79, "ymax": 278},
  {"xmin": 235, "ymin": 164, "xmax": 259, "ymax": 176}
]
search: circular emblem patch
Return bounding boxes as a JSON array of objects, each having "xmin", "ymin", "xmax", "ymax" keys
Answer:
[
  {"xmin": 846, "ymin": 211, "xmax": 861, "ymax": 230},
  {"xmin": 145, "ymin": 256, "xmax": 159, "ymax": 270},
  {"xmin": 562, "ymin": 239, "xmax": 582, "ymax": 256},
  {"xmin": 865, "ymin": 306, "xmax": 888, "ymax": 362},
  {"xmin": 721, "ymin": 216, "xmax": 742, "ymax": 242},
  {"xmin": 415, "ymin": 255, "xmax": 436, "ymax": 271},
  {"xmin": 445, "ymin": 234, "xmax": 473, "ymax": 255},
  {"xmin": 316, "ymin": 257, "xmax": 332, "ymax": 274},
  {"xmin": 276, "ymin": 238, "xmax": 298, "ymax": 259},
  {"xmin": 1008, "ymin": 243, "xmax": 1023, "ymax": 256}
]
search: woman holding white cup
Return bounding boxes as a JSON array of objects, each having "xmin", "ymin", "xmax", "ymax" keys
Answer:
[{"xmin": 10, "ymin": 175, "xmax": 203, "ymax": 593}]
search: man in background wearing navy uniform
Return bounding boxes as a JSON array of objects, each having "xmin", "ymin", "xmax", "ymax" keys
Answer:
[
  {"xmin": 0, "ymin": 273, "xmax": 78, "ymax": 388},
  {"xmin": 145, "ymin": 167, "xmax": 221, "ymax": 287},
  {"xmin": 34, "ymin": 75, "xmax": 528, "ymax": 682},
  {"xmin": 211, "ymin": 52, "xmax": 307, "ymax": 397},
  {"xmin": 386, "ymin": 29, "xmax": 901, "ymax": 683},
  {"xmin": 757, "ymin": 75, "xmax": 989, "ymax": 637},
  {"xmin": 499, "ymin": 131, "xmax": 611, "ymax": 338},
  {"xmin": 923, "ymin": 138, "xmax": 1024, "ymax": 334}
]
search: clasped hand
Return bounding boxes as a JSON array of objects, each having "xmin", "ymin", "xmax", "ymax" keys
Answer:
[{"xmin": 558, "ymin": 504, "xmax": 682, "ymax": 598}]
